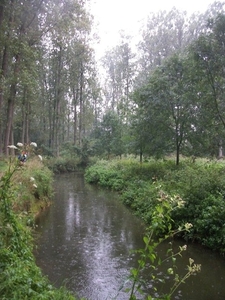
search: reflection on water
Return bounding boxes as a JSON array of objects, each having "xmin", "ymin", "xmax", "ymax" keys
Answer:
[{"xmin": 34, "ymin": 173, "xmax": 225, "ymax": 300}]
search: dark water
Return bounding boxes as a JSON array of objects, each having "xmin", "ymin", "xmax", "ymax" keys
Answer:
[{"xmin": 34, "ymin": 173, "xmax": 225, "ymax": 300}]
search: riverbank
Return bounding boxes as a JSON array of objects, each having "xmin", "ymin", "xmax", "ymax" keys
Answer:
[
  {"xmin": 0, "ymin": 158, "xmax": 77, "ymax": 299},
  {"xmin": 84, "ymin": 158, "xmax": 225, "ymax": 254}
]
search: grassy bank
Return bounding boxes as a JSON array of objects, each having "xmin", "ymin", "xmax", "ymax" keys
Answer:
[
  {"xmin": 85, "ymin": 158, "xmax": 225, "ymax": 254},
  {"xmin": 0, "ymin": 158, "xmax": 77, "ymax": 300}
]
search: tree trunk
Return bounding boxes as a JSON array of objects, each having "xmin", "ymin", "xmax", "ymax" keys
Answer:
[
  {"xmin": 0, "ymin": 45, "xmax": 9, "ymax": 154},
  {"xmin": 4, "ymin": 86, "xmax": 16, "ymax": 155},
  {"xmin": 4, "ymin": 54, "xmax": 20, "ymax": 155},
  {"xmin": 72, "ymin": 86, "xmax": 78, "ymax": 145},
  {"xmin": 21, "ymin": 89, "xmax": 29, "ymax": 144},
  {"xmin": 79, "ymin": 64, "xmax": 84, "ymax": 147},
  {"xmin": 50, "ymin": 47, "xmax": 63, "ymax": 156},
  {"xmin": 25, "ymin": 101, "xmax": 30, "ymax": 144},
  {"xmin": 0, "ymin": 21, "xmax": 10, "ymax": 154},
  {"xmin": 176, "ymin": 144, "xmax": 180, "ymax": 166},
  {"xmin": 218, "ymin": 140, "xmax": 223, "ymax": 158},
  {"xmin": 140, "ymin": 149, "xmax": 143, "ymax": 164},
  {"xmin": 0, "ymin": 3, "xmax": 4, "ymax": 27}
]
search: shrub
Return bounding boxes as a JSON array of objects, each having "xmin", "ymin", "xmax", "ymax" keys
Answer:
[
  {"xmin": 44, "ymin": 156, "xmax": 80, "ymax": 173},
  {"xmin": 84, "ymin": 160, "xmax": 125, "ymax": 190}
]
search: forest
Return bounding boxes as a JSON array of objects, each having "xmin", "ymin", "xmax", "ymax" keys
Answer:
[{"xmin": 0, "ymin": 1, "xmax": 225, "ymax": 164}]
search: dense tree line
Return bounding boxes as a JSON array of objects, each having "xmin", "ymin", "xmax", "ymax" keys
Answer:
[{"xmin": 1, "ymin": 1, "xmax": 225, "ymax": 163}]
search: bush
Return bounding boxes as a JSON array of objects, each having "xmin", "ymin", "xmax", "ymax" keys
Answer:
[
  {"xmin": 44, "ymin": 156, "xmax": 80, "ymax": 173},
  {"xmin": 85, "ymin": 160, "xmax": 125, "ymax": 190},
  {"xmin": 165, "ymin": 161, "xmax": 225, "ymax": 252}
]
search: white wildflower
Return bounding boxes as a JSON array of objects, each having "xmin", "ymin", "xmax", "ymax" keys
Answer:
[
  {"xmin": 17, "ymin": 142, "xmax": 23, "ymax": 147},
  {"xmin": 38, "ymin": 155, "xmax": 43, "ymax": 161},
  {"xmin": 30, "ymin": 142, "xmax": 37, "ymax": 147},
  {"xmin": 185, "ymin": 223, "xmax": 193, "ymax": 231},
  {"xmin": 180, "ymin": 245, "xmax": 187, "ymax": 251},
  {"xmin": 167, "ymin": 268, "xmax": 174, "ymax": 275},
  {"xmin": 33, "ymin": 184, "xmax": 37, "ymax": 188},
  {"xmin": 7, "ymin": 145, "xmax": 18, "ymax": 149},
  {"xmin": 30, "ymin": 177, "xmax": 35, "ymax": 182}
]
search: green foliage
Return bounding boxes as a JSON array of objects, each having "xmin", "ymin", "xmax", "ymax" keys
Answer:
[
  {"xmin": 0, "ymin": 161, "xmax": 76, "ymax": 300},
  {"xmin": 85, "ymin": 158, "xmax": 225, "ymax": 254},
  {"xmin": 0, "ymin": 248, "xmax": 74, "ymax": 300},
  {"xmin": 121, "ymin": 180, "xmax": 159, "ymax": 224},
  {"xmin": 122, "ymin": 159, "xmax": 177, "ymax": 181},
  {"xmin": 44, "ymin": 140, "xmax": 95, "ymax": 173},
  {"xmin": 85, "ymin": 158, "xmax": 176, "ymax": 186},
  {"xmin": 124, "ymin": 189, "xmax": 200, "ymax": 299},
  {"xmin": 0, "ymin": 159, "xmax": 7, "ymax": 172},
  {"xmin": 31, "ymin": 167, "xmax": 53, "ymax": 200},
  {"xmin": 91, "ymin": 111, "xmax": 126, "ymax": 158},
  {"xmin": 45, "ymin": 156, "xmax": 81, "ymax": 173},
  {"xmin": 84, "ymin": 160, "xmax": 125, "ymax": 190},
  {"xmin": 166, "ymin": 161, "xmax": 225, "ymax": 251}
]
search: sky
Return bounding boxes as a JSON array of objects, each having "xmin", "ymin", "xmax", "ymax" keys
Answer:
[{"xmin": 87, "ymin": 0, "xmax": 216, "ymax": 60}]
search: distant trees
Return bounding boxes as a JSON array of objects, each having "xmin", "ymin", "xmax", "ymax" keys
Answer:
[
  {"xmin": 135, "ymin": 8, "xmax": 202, "ymax": 87},
  {"xmin": 101, "ymin": 34, "xmax": 136, "ymax": 116},
  {"xmin": 135, "ymin": 2, "xmax": 225, "ymax": 87}
]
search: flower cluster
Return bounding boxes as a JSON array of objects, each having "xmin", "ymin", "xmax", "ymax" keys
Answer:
[
  {"xmin": 188, "ymin": 258, "xmax": 201, "ymax": 274},
  {"xmin": 7, "ymin": 142, "xmax": 42, "ymax": 163},
  {"xmin": 30, "ymin": 177, "xmax": 37, "ymax": 188}
]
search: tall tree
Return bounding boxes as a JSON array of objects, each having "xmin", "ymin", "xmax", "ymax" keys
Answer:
[
  {"xmin": 132, "ymin": 52, "xmax": 204, "ymax": 164},
  {"xmin": 190, "ymin": 12, "xmax": 225, "ymax": 156}
]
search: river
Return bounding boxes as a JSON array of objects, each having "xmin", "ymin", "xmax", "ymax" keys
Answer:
[{"xmin": 34, "ymin": 173, "xmax": 225, "ymax": 300}]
